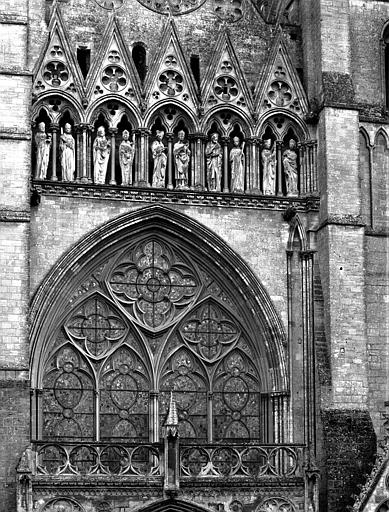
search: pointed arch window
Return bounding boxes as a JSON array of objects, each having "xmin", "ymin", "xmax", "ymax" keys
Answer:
[
  {"xmin": 36, "ymin": 233, "xmax": 285, "ymax": 446},
  {"xmin": 384, "ymin": 24, "xmax": 389, "ymax": 108}
]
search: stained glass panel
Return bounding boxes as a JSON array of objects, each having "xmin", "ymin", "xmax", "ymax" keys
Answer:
[
  {"xmin": 213, "ymin": 350, "xmax": 260, "ymax": 441},
  {"xmin": 159, "ymin": 349, "xmax": 207, "ymax": 440},
  {"xmin": 100, "ymin": 347, "xmax": 149, "ymax": 441},
  {"xmin": 42, "ymin": 346, "xmax": 94, "ymax": 441}
]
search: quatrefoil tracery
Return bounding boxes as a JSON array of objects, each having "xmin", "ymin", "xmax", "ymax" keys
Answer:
[{"xmin": 101, "ymin": 65, "xmax": 127, "ymax": 92}]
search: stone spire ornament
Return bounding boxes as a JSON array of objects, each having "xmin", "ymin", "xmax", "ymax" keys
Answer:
[{"xmin": 164, "ymin": 391, "xmax": 179, "ymax": 437}]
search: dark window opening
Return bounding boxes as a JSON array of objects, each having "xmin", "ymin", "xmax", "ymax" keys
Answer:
[
  {"xmin": 385, "ymin": 27, "xmax": 389, "ymax": 108},
  {"xmin": 77, "ymin": 46, "xmax": 91, "ymax": 79},
  {"xmin": 190, "ymin": 54, "xmax": 200, "ymax": 88},
  {"xmin": 132, "ymin": 44, "xmax": 147, "ymax": 83}
]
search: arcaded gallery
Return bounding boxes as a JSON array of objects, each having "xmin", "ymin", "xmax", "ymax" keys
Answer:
[{"xmin": 0, "ymin": 1, "xmax": 388, "ymax": 512}]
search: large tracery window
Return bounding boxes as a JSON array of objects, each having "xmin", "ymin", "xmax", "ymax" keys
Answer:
[{"xmin": 38, "ymin": 236, "xmax": 268, "ymax": 444}]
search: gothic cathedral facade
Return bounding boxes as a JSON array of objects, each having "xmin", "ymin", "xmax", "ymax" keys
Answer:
[{"xmin": 0, "ymin": 1, "xmax": 388, "ymax": 511}]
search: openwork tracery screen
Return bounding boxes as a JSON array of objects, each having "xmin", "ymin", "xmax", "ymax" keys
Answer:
[{"xmin": 40, "ymin": 236, "xmax": 263, "ymax": 443}]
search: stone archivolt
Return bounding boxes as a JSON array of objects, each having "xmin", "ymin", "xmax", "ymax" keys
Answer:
[{"xmin": 31, "ymin": 6, "xmax": 316, "ymax": 196}]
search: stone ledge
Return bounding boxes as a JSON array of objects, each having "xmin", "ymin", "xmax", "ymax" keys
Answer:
[
  {"xmin": 0, "ymin": 209, "xmax": 30, "ymax": 222},
  {"xmin": 317, "ymin": 214, "xmax": 365, "ymax": 231},
  {"xmin": 0, "ymin": 129, "xmax": 31, "ymax": 140},
  {"xmin": 33, "ymin": 181, "xmax": 320, "ymax": 212}
]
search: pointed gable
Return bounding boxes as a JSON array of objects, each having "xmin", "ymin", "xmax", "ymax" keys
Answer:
[
  {"xmin": 144, "ymin": 20, "xmax": 199, "ymax": 113},
  {"xmin": 85, "ymin": 14, "xmax": 142, "ymax": 107},
  {"xmin": 33, "ymin": 4, "xmax": 85, "ymax": 102},
  {"xmin": 200, "ymin": 30, "xmax": 253, "ymax": 116},
  {"xmin": 254, "ymin": 28, "xmax": 308, "ymax": 117}
]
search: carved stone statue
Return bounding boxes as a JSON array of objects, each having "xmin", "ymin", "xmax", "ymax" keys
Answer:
[
  {"xmin": 173, "ymin": 130, "xmax": 190, "ymax": 189},
  {"xmin": 262, "ymin": 138, "xmax": 276, "ymax": 195},
  {"xmin": 151, "ymin": 130, "xmax": 167, "ymax": 188},
  {"xmin": 283, "ymin": 139, "xmax": 298, "ymax": 196},
  {"xmin": 93, "ymin": 126, "xmax": 111, "ymax": 185},
  {"xmin": 34, "ymin": 122, "xmax": 52, "ymax": 180},
  {"xmin": 205, "ymin": 132, "xmax": 222, "ymax": 192},
  {"xmin": 230, "ymin": 136, "xmax": 245, "ymax": 193},
  {"xmin": 119, "ymin": 130, "xmax": 135, "ymax": 186},
  {"xmin": 59, "ymin": 123, "xmax": 75, "ymax": 182}
]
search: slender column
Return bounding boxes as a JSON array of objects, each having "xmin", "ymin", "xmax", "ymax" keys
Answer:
[
  {"xmin": 166, "ymin": 132, "xmax": 174, "ymax": 190},
  {"xmin": 137, "ymin": 128, "xmax": 150, "ymax": 187},
  {"xmin": 108, "ymin": 128, "xmax": 117, "ymax": 185},
  {"xmin": 307, "ymin": 141, "xmax": 314, "ymax": 194},
  {"xmin": 50, "ymin": 123, "xmax": 60, "ymax": 181},
  {"xmin": 75, "ymin": 124, "xmax": 82, "ymax": 181},
  {"xmin": 86, "ymin": 124, "xmax": 93, "ymax": 183},
  {"xmin": 221, "ymin": 136, "xmax": 230, "ymax": 193},
  {"xmin": 132, "ymin": 129, "xmax": 140, "ymax": 185},
  {"xmin": 192, "ymin": 133, "xmax": 206, "ymax": 189},
  {"xmin": 252, "ymin": 137, "xmax": 262, "ymax": 194},
  {"xmin": 312, "ymin": 140, "xmax": 318, "ymax": 192},
  {"xmin": 150, "ymin": 391, "xmax": 159, "ymax": 443},
  {"xmin": 368, "ymin": 143, "xmax": 374, "ymax": 229},
  {"xmin": 77, "ymin": 123, "xmax": 89, "ymax": 183},
  {"xmin": 95, "ymin": 389, "xmax": 100, "ymax": 442},
  {"xmin": 207, "ymin": 392, "xmax": 213, "ymax": 442},
  {"xmin": 298, "ymin": 141, "xmax": 306, "ymax": 195},
  {"xmin": 276, "ymin": 139, "xmax": 283, "ymax": 196},
  {"xmin": 301, "ymin": 250, "xmax": 316, "ymax": 452},
  {"xmin": 188, "ymin": 134, "xmax": 196, "ymax": 188}
]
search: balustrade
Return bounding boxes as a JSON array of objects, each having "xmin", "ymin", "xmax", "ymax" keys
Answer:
[
  {"xmin": 32, "ymin": 441, "xmax": 305, "ymax": 480},
  {"xmin": 31, "ymin": 122, "xmax": 318, "ymax": 196}
]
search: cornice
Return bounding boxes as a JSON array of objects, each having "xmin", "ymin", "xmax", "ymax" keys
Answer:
[{"xmin": 33, "ymin": 182, "xmax": 319, "ymax": 212}]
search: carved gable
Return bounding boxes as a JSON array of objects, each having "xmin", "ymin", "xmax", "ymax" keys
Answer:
[
  {"xmin": 85, "ymin": 16, "xmax": 142, "ymax": 108},
  {"xmin": 144, "ymin": 20, "xmax": 199, "ymax": 114},
  {"xmin": 254, "ymin": 29, "xmax": 308, "ymax": 117},
  {"xmin": 33, "ymin": 6, "xmax": 84, "ymax": 102},
  {"xmin": 200, "ymin": 31, "xmax": 253, "ymax": 116}
]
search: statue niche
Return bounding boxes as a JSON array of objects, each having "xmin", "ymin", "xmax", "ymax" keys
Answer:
[
  {"xmin": 173, "ymin": 129, "xmax": 191, "ymax": 190},
  {"xmin": 205, "ymin": 132, "xmax": 222, "ymax": 192},
  {"xmin": 34, "ymin": 121, "xmax": 52, "ymax": 180}
]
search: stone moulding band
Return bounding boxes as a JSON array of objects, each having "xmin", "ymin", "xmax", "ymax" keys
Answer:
[{"xmin": 33, "ymin": 182, "xmax": 319, "ymax": 212}]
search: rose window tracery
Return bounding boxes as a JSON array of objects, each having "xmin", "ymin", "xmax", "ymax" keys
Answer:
[
  {"xmin": 268, "ymin": 81, "xmax": 293, "ymax": 107},
  {"xmin": 109, "ymin": 239, "xmax": 199, "ymax": 329},
  {"xmin": 43, "ymin": 61, "xmax": 69, "ymax": 87},
  {"xmin": 101, "ymin": 66, "xmax": 127, "ymax": 92},
  {"xmin": 41, "ymin": 499, "xmax": 84, "ymax": 512},
  {"xmin": 214, "ymin": 0, "xmax": 243, "ymax": 23},
  {"xmin": 65, "ymin": 295, "xmax": 127, "ymax": 357},
  {"xmin": 93, "ymin": 0, "xmax": 124, "ymax": 9},
  {"xmin": 181, "ymin": 301, "xmax": 239, "ymax": 362},
  {"xmin": 214, "ymin": 76, "xmax": 239, "ymax": 101},
  {"xmin": 158, "ymin": 70, "xmax": 184, "ymax": 97}
]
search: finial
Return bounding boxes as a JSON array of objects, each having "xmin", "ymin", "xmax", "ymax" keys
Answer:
[{"xmin": 165, "ymin": 391, "xmax": 179, "ymax": 436}]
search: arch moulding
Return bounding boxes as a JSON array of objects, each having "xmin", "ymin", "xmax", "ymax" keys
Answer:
[{"xmin": 30, "ymin": 204, "xmax": 288, "ymax": 392}]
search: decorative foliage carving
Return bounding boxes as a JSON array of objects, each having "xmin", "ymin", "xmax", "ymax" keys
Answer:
[
  {"xmin": 65, "ymin": 294, "xmax": 127, "ymax": 357},
  {"xmin": 41, "ymin": 499, "xmax": 84, "ymax": 512},
  {"xmin": 180, "ymin": 301, "xmax": 240, "ymax": 362},
  {"xmin": 109, "ymin": 239, "xmax": 199, "ymax": 329},
  {"xmin": 214, "ymin": 0, "xmax": 243, "ymax": 22},
  {"xmin": 257, "ymin": 498, "xmax": 296, "ymax": 512},
  {"xmin": 135, "ymin": 0, "xmax": 206, "ymax": 15}
]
